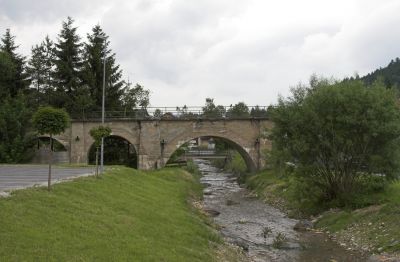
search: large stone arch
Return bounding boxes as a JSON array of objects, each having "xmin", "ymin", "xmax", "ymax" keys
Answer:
[{"xmin": 164, "ymin": 134, "xmax": 257, "ymax": 171}]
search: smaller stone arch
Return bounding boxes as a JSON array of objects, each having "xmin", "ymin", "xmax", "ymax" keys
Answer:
[
  {"xmin": 32, "ymin": 136, "xmax": 70, "ymax": 164},
  {"xmin": 164, "ymin": 135, "xmax": 257, "ymax": 172},
  {"xmin": 87, "ymin": 134, "xmax": 138, "ymax": 168}
]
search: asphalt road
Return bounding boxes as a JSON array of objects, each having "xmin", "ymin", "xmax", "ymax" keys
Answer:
[{"xmin": 0, "ymin": 165, "xmax": 94, "ymax": 193}]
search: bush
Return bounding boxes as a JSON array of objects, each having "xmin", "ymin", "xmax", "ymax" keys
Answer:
[{"xmin": 271, "ymin": 77, "xmax": 400, "ymax": 206}]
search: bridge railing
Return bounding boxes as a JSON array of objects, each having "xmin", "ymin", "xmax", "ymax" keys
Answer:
[{"xmin": 71, "ymin": 105, "xmax": 271, "ymax": 120}]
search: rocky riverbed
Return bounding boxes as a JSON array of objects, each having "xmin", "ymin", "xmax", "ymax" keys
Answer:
[{"xmin": 196, "ymin": 159, "xmax": 367, "ymax": 262}]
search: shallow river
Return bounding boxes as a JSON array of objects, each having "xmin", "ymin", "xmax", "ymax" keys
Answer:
[{"xmin": 196, "ymin": 159, "xmax": 367, "ymax": 262}]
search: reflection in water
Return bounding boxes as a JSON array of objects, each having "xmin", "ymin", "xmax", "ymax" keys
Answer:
[{"xmin": 196, "ymin": 159, "xmax": 366, "ymax": 262}]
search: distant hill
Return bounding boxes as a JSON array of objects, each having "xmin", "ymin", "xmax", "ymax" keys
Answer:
[{"xmin": 361, "ymin": 58, "xmax": 400, "ymax": 88}]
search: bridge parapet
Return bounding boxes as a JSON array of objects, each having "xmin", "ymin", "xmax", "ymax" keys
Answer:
[{"xmin": 70, "ymin": 105, "xmax": 271, "ymax": 121}]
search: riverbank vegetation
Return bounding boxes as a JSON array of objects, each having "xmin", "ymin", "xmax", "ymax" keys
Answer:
[
  {"xmin": 0, "ymin": 167, "xmax": 245, "ymax": 261},
  {"xmin": 246, "ymin": 76, "xmax": 400, "ymax": 256}
]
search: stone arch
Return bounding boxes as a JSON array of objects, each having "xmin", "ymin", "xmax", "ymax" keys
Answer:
[
  {"xmin": 87, "ymin": 134, "xmax": 138, "ymax": 168},
  {"xmin": 164, "ymin": 134, "xmax": 257, "ymax": 172},
  {"xmin": 32, "ymin": 136, "xmax": 70, "ymax": 164},
  {"xmin": 36, "ymin": 135, "xmax": 69, "ymax": 151}
]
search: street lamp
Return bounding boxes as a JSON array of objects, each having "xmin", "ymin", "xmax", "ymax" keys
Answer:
[{"xmin": 96, "ymin": 35, "xmax": 107, "ymax": 175}]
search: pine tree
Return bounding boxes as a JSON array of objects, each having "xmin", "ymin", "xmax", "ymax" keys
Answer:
[
  {"xmin": 53, "ymin": 17, "xmax": 82, "ymax": 111},
  {"xmin": 27, "ymin": 36, "xmax": 55, "ymax": 106},
  {"xmin": 0, "ymin": 29, "xmax": 28, "ymax": 97},
  {"xmin": 81, "ymin": 24, "xmax": 124, "ymax": 114}
]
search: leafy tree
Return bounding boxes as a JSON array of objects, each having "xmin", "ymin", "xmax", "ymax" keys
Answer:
[
  {"xmin": 202, "ymin": 98, "xmax": 225, "ymax": 118},
  {"xmin": 121, "ymin": 83, "xmax": 150, "ymax": 117},
  {"xmin": 226, "ymin": 102, "xmax": 250, "ymax": 118},
  {"xmin": 153, "ymin": 109, "xmax": 162, "ymax": 118},
  {"xmin": 0, "ymin": 95, "xmax": 34, "ymax": 163},
  {"xmin": 271, "ymin": 77, "xmax": 400, "ymax": 205},
  {"xmin": 32, "ymin": 107, "xmax": 70, "ymax": 190},
  {"xmin": 53, "ymin": 17, "xmax": 82, "ymax": 111},
  {"xmin": 0, "ymin": 29, "xmax": 28, "ymax": 98},
  {"xmin": 89, "ymin": 126, "xmax": 111, "ymax": 177},
  {"xmin": 81, "ymin": 25, "xmax": 124, "ymax": 113},
  {"xmin": 250, "ymin": 105, "xmax": 268, "ymax": 118}
]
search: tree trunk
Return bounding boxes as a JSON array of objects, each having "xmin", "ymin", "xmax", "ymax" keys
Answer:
[
  {"xmin": 95, "ymin": 147, "xmax": 99, "ymax": 177},
  {"xmin": 48, "ymin": 134, "xmax": 53, "ymax": 191}
]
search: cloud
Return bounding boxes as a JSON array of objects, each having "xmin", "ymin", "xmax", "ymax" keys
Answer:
[{"xmin": 1, "ymin": 0, "xmax": 400, "ymax": 106}]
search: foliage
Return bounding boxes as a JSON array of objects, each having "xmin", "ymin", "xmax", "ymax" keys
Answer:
[
  {"xmin": 0, "ymin": 29, "xmax": 28, "ymax": 98},
  {"xmin": 0, "ymin": 167, "xmax": 222, "ymax": 261},
  {"xmin": 250, "ymin": 105, "xmax": 269, "ymax": 118},
  {"xmin": 202, "ymin": 98, "xmax": 226, "ymax": 118},
  {"xmin": 272, "ymin": 232, "xmax": 287, "ymax": 249},
  {"xmin": 81, "ymin": 25, "xmax": 125, "ymax": 113},
  {"xmin": 121, "ymin": 83, "xmax": 150, "ymax": 115},
  {"xmin": 0, "ymin": 95, "xmax": 34, "ymax": 163},
  {"xmin": 226, "ymin": 102, "xmax": 250, "ymax": 118},
  {"xmin": 32, "ymin": 106, "xmax": 70, "ymax": 136},
  {"xmin": 271, "ymin": 77, "xmax": 400, "ymax": 205},
  {"xmin": 0, "ymin": 51, "xmax": 16, "ymax": 100},
  {"xmin": 26, "ymin": 36, "xmax": 54, "ymax": 107},
  {"xmin": 89, "ymin": 126, "xmax": 112, "ymax": 147},
  {"xmin": 361, "ymin": 57, "xmax": 400, "ymax": 89},
  {"xmin": 52, "ymin": 17, "xmax": 82, "ymax": 111}
]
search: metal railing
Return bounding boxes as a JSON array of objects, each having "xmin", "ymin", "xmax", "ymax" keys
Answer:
[{"xmin": 71, "ymin": 105, "xmax": 270, "ymax": 120}]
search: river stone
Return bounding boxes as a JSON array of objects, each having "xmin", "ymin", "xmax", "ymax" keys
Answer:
[
  {"xmin": 294, "ymin": 220, "xmax": 313, "ymax": 231},
  {"xmin": 204, "ymin": 209, "xmax": 220, "ymax": 217},
  {"xmin": 226, "ymin": 199, "xmax": 240, "ymax": 206},
  {"xmin": 232, "ymin": 239, "xmax": 249, "ymax": 252}
]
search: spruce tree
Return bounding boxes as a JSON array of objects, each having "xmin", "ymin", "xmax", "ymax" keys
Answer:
[
  {"xmin": 81, "ymin": 25, "xmax": 124, "ymax": 113},
  {"xmin": 53, "ymin": 17, "xmax": 82, "ymax": 112},
  {"xmin": 27, "ymin": 36, "xmax": 55, "ymax": 106},
  {"xmin": 0, "ymin": 29, "xmax": 28, "ymax": 97}
]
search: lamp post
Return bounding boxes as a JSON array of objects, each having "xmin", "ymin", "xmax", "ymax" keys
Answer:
[{"xmin": 96, "ymin": 35, "xmax": 107, "ymax": 175}]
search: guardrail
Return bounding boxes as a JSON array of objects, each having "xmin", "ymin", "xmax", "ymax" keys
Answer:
[{"xmin": 70, "ymin": 105, "xmax": 271, "ymax": 120}]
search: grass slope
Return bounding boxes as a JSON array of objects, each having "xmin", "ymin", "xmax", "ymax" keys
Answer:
[
  {"xmin": 245, "ymin": 170, "xmax": 400, "ymax": 255},
  {"xmin": 0, "ymin": 167, "xmax": 221, "ymax": 261}
]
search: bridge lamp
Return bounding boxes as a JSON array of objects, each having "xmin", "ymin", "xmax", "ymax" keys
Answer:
[{"xmin": 96, "ymin": 34, "xmax": 107, "ymax": 175}]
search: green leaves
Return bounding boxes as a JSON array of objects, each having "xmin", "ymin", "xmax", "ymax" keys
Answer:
[
  {"xmin": 271, "ymin": 77, "xmax": 400, "ymax": 203},
  {"xmin": 32, "ymin": 106, "xmax": 70, "ymax": 135},
  {"xmin": 89, "ymin": 126, "xmax": 112, "ymax": 147}
]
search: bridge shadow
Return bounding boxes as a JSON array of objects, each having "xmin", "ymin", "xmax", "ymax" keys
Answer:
[
  {"xmin": 88, "ymin": 135, "xmax": 137, "ymax": 168},
  {"xmin": 166, "ymin": 136, "xmax": 254, "ymax": 172}
]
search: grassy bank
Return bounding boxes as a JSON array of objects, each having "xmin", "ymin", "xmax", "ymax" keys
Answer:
[
  {"xmin": 0, "ymin": 167, "xmax": 234, "ymax": 261},
  {"xmin": 246, "ymin": 169, "xmax": 400, "ymax": 255}
]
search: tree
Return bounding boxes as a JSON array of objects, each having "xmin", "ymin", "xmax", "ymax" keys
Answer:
[
  {"xmin": 32, "ymin": 107, "xmax": 70, "ymax": 190},
  {"xmin": 202, "ymin": 98, "xmax": 225, "ymax": 118},
  {"xmin": 53, "ymin": 17, "xmax": 82, "ymax": 111},
  {"xmin": 271, "ymin": 77, "xmax": 400, "ymax": 204},
  {"xmin": 0, "ymin": 29, "xmax": 28, "ymax": 98},
  {"xmin": 0, "ymin": 95, "xmax": 34, "ymax": 163},
  {"xmin": 81, "ymin": 25, "xmax": 125, "ymax": 113},
  {"xmin": 121, "ymin": 82, "xmax": 150, "ymax": 117},
  {"xmin": 89, "ymin": 126, "xmax": 111, "ymax": 177},
  {"xmin": 226, "ymin": 102, "xmax": 250, "ymax": 118},
  {"xmin": 0, "ymin": 50, "xmax": 16, "ymax": 99},
  {"xmin": 250, "ymin": 105, "xmax": 268, "ymax": 118},
  {"xmin": 27, "ymin": 36, "xmax": 55, "ymax": 106}
]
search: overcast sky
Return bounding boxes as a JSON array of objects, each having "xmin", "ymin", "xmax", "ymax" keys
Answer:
[{"xmin": 1, "ymin": 0, "xmax": 400, "ymax": 107}]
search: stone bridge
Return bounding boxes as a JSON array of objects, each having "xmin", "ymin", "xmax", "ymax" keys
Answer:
[{"xmin": 51, "ymin": 118, "xmax": 273, "ymax": 171}]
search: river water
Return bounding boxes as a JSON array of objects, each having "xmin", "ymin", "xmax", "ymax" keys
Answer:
[{"xmin": 196, "ymin": 159, "xmax": 367, "ymax": 262}]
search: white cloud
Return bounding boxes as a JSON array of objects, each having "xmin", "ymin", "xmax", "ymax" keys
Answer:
[{"xmin": 1, "ymin": 0, "xmax": 400, "ymax": 106}]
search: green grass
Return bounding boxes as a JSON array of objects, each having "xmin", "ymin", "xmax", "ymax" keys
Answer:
[
  {"xmin": 316, "ymin": 181, "xmax": 400, "ymax": 253},
  {"xmin": 0, "ymin": 167, "xmax": 222, "ymax": 261},
  {"xmin": 246, "ymin": 169, "xmax": 400, "ymax": 254}
]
